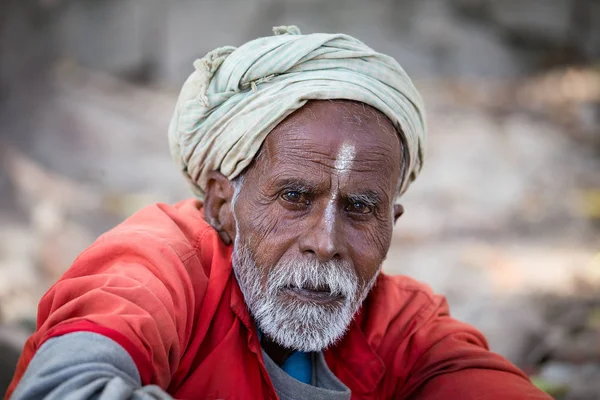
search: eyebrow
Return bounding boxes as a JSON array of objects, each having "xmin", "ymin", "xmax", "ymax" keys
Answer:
[
  {"xmin": 345, "ymin": 191, "xmax": 382, "ymax": 207},
  {"xmin": 273, "ymin": 177, "xmax": 316, "ymax": 193}
]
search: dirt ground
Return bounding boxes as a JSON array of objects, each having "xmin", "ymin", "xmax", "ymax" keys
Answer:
[{"xmin": 0, "ymin": 64, "xmax": 599, "ymax": 398}]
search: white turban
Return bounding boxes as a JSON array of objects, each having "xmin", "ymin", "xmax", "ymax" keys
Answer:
[{"xmin": 168, "ymin": 26, "xmax": 426, "ymax": 202}]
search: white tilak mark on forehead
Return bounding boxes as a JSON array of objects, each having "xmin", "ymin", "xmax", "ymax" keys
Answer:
[
  {"xmin": 334, "ymin": 142, "xmax": 356, "ymax": 173},
  {"xmin": 324, "ymin": 142, "xmax": 357, "ymax": 235}
]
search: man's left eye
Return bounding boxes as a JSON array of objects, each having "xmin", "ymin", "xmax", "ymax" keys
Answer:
[{"xmin": 345, "ymin": 202, "xmax": 372, "ymax": 214}]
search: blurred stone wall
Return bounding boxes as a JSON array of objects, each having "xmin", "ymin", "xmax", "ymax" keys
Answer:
[{"xmin": 39, "ymin": 0, "xmax": 600, "ymax": 85}]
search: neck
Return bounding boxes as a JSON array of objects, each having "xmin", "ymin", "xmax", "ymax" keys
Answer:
[{"xmin": 261, "ymin": 334, "xmax": 296, "ymax": 366}]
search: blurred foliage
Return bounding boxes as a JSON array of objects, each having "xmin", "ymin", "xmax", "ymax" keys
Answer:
[
  {"xmin": 579, "ymin": 190, "xmax": 600, "ymax": 219},
  {"xmin": 531, "ymin": 376, "xmax": 569, "ymax": 398}
]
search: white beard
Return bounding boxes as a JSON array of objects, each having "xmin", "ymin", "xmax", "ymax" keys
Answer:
[{"xmin": 231, "ymin": 238, "xmax": 380, "ymax": 352}]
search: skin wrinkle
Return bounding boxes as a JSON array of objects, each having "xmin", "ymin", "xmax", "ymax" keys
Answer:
[
  {"xmin": 251, "ymin": 209, "xmax": 279, "ymax": 245},
  {"xmin": 273, "ymin": 130, "xmax": 394, "ymax": 165},
  {"xmin": 212, "ymin": 100, "xmax": 404, "ymax": 363},
  {"xmin": 272, "ymin": 151, "xmax": 382, "ymax": 175}
]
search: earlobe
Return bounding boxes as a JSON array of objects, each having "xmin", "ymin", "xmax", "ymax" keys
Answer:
[
  {"xmin": 393, "ymin": 204, "xmax": 404, "ymax": 224},
  {"xmin": 204, "ymin": 171, "xmax": 236, "ymax": 245}
]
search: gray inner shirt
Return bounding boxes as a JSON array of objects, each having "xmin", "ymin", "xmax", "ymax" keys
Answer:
[{"xmin": 261, "ymin": 349, "xmax": 351, "ymax": 400}]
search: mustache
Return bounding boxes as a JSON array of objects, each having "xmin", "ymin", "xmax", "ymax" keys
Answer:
[{"xmin": 266, "ymin": 257, "xmax": 358, "ymax": 298}]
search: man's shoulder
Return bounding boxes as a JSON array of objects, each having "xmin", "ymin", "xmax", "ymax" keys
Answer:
[
  {"xmin": 372, "ymin": 273, "xmax": 444, "ymax": 315},
  {"xmin": 360, "ymin": 273, "xmax": 448, "ymax": 345},
  {"xmin": 95, "ymin": 198, "xmax": 217, "ymax": 259},
  {"xmin": 66, "ymin": 198, "xmax": 229, "ymax": 283}
]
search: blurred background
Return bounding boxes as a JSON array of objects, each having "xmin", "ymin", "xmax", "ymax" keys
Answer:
[{"xmin": 0, "ymin": 0, "xmax": 599, "ymax": 398}]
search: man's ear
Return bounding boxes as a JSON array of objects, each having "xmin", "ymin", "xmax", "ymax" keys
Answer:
[
  {"xmin": 393, "ymin": 204, "xmax": 404, "ymax": 224},
  {"xmin": 204, "ymin": 171, "xmax": 237, "ymax": 245}
]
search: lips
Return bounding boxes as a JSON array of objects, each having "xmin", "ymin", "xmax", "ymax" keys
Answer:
[{"xmin": 281, "ymin": 285, "xmax": 344, "ymax": 304}]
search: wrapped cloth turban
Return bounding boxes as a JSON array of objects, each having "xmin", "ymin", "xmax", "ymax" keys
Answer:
[{"xmin": 168, "ymin": 26, "xmax": 426, "ymax": 202}]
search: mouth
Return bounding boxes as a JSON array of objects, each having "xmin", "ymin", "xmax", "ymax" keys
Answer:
[{"xmin": 281, "ymin": 285, "xmax": 344, "ymax": 304}]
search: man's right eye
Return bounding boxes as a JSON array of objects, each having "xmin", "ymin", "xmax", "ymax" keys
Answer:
[
  {"xmin": 281, "ymin": 190, "xmax": 303, "ymax": 203},
  {"xmin": 281, "ymin": 190, "xmax": 313, "ymax": 206}
]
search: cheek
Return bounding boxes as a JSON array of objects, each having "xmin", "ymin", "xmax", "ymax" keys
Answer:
[
  {"xmin": 234, "ymin": 194, "xmax": 298, "ymax": 269},
  {"xmin": 348, "ymin": 222, "xmax": 393, "ymax": 283}
]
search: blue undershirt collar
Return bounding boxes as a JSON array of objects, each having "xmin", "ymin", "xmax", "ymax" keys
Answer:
[{"xmin": 258, "ymin": 330, "xmax": 313, "ymax": 384}]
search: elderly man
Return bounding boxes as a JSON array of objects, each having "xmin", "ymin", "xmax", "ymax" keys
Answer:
[{"xmin": 6, "ymin": 27, "xmax": 548, "ymax": 400}]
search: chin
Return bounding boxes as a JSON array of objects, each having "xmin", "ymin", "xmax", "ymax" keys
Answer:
[{"xmin": 254, "ymin": 296, "xmax": 357, "ymax": 352}]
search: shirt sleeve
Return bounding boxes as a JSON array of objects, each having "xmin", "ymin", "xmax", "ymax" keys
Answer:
[
  {"xmin": 7, "ymin": 227, "xmax": 207, "ymax": 397},
  {"xmin": 10, "ymin": 332, "xmax": 174, "ymax": 400},
  {"xmin": 397, "ymin": 296, "xmax": 551, "ymax": 400}
]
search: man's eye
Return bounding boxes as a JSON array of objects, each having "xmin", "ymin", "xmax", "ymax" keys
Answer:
[
  {"xmin": 281, "ymin": 191, "xmax": 304, "ymax": 203},
  {"xmin": 345, "ymin": 201, "xmax": 372, "ymax": 214}
]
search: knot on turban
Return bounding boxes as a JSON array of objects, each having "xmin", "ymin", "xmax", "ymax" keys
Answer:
[{"xmin": 168, "ymin": 25, "xmax": 426, "ymax": 201}]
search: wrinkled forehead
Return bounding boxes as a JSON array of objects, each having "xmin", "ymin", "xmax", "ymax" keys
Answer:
[
  {"xmin": 264, "ymin": 100, "xmax": 402, "ymax": 167},
  {"xmin": 241, "ymin": 100, "xmax": 405, "ymax": 196},
  {"xmin": 277, "ymin": 99, "xmax": 397, "ymax": 136}
]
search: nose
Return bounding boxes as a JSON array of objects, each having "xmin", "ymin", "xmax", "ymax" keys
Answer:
[{"xmin": 298, "ymin": 202, "xmax": 344, "ymax": 261}]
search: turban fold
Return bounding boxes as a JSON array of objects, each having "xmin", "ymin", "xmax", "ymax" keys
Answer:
[{"xmin": 168, "ymin": 26, "xmax": 426, "ymax": 202}]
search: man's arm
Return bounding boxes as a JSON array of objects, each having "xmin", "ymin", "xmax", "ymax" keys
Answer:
[
  {"xmin": 396, "ymin": 295, "xmax": 551, "ymax": 399},
  {"xmin": 10, "ymin": 332, "xmax": 173, "ymax": 400},
  {"xmin": 408, "ymin": 369, "xmax": 549, "ymax": 400},
  {"xmin": 5, "ymin": 204, "xmax": 206, "ymax": 399}
]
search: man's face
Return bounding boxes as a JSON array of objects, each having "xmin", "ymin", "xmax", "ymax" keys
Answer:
[{"xmin": 230, "ymin": 100, "xmax": 403, "ymax": 351}]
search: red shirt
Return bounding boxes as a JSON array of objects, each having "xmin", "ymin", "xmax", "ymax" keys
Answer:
[{"xmin": 7, "ymin": 200, "xmax": 549, "ymax": 399}]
